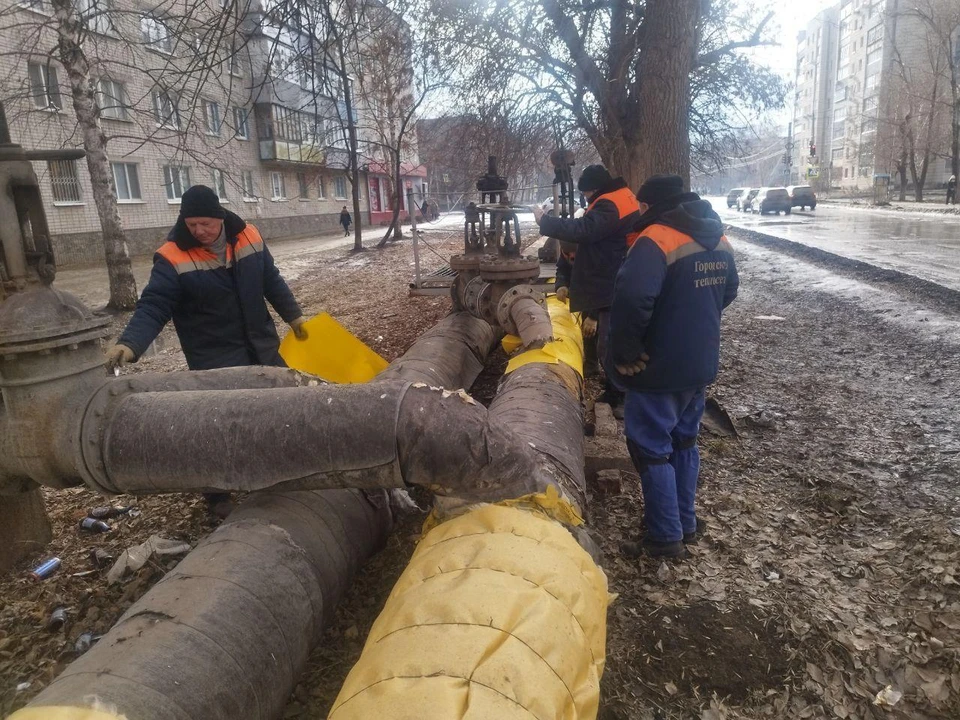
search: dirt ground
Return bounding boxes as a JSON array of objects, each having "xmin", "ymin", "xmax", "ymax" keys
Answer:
[{"xmin": 2, "ymin": 221, "xmax": 960, "ymax": 720}]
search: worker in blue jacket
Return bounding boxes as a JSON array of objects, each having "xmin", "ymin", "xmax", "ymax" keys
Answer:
[
  {"xmin": 104, "ymin": 185, "xmax": 307, "ymax": 516},
  {"xmin": 607, "ymin": 174, "xmax": 739, "ymax": 559}
]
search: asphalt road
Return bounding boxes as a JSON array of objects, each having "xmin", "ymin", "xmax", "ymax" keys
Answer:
[{"xmin": 706, "ymin": 196, "xmax": 960, "ymax": 293}]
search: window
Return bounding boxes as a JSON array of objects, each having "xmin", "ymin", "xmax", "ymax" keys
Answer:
[
  {"xmin": 96, "ymin": 78, "xmax": 128, "ymax": 120},
  {"xmin": 28, "ymin": 62, "xmax": 61, "ymax": 110},
  {"xmin": 163, "ymin": 165, "xmax": 190, "ymax": 201},
  {"xmin": 211, "ymin": 169, "xmax": 228, "ymax": 200},
  {"xmin": 297, "ymin": 172, "xmax": 309, "ymax": 199},
  {"xmin": 834, "ymin": 107, "xmax": 845, "ymax": 122},
  {"xmin": 227, "ymin": 47, "xmax": 243, "ymax": 76},
  {"xmin": 141, "ymin": 15, "xmax": 173, "ymax": 53},
  {"xmin": 833, "ymin": 121, "xmax": 846, "ymax": 140},
  {"xmin": 334, "ymin": 175, "xmax": 347, "ymax": 199},
  {"xmin": 861, "ymin": 117, "xmax": 877, "ymax": 134},
  {"xmin": 317, "ymin": 175, "xmax": 325, "ymax": 199},
  {"xmin": 242, "ymin": 171, "xmax": 257, "ymax": 200},
  {"xmin": 152, "ymin": 90, "xmax": 180, "ymax": 129},
  {"xmin": 78, "ymin": 0, "xmax": 112, "ymax": 34},
  {"xmin": 270, "ymin": 171, "xmax": 286, "ymax": 200},
  {"xmin": 863, "ymin": 96, "xmax": 878, "ymax": 115},
  {"xmin": 867, "ymin": 25, "xmax": 883, "ymax": 46},
  {"xmin": 18, "ymin": 0, "xmax": 51, "ymax": 13},
  {"xmin": 832, "ymin": 147, "xmax": 844, "ymax": 161},
  {"xmin": 233, "ymin": 107, "xmax": 249, "ymax": 139},
  {"xmin": 48, "ymin": 160, "xmax": 81, "ymax": 203},
  {"xmin": 111, "ymin": 162, "xmax": 141, "ymax": 201},
  {"xmin": 202, "ymin": 99, "xmax": 221, "ymax": 135}
]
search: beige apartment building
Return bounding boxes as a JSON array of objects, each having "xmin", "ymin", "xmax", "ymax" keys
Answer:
[
  {"xmin": 793, "ymin": 0, "xmax": 954, "ymax": 193},
  {"xmin": 0, "ymin": 0, "xmax": 423, "ymax": 266}
]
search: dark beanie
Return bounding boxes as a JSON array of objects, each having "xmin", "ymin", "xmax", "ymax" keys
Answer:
[
  {"xmin": 636, "ymin": 174, "xmax": 685, "ymax": 206},
  {"xmin": 577, "ymin": 164, "xmax": 613, "ymax": 192},
  {"xmin": 179, "ymin": 185, "xmax": 226, "ymax": 219}
]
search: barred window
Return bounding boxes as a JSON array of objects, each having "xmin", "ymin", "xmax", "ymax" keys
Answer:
[
  {"xmin": 163, "ymin": 165, "xmax": 190, "ymax": 201},
  {"xmin": 111, "ymin": 162, "xmax": 141, "ymax": 201},
  {"xmin": 48, "ymin": 160, "xmax": 82, "ymax": 203},
  {"xmin": 78, "ymin": 0, "xmax": 112, "ymax": 34}
]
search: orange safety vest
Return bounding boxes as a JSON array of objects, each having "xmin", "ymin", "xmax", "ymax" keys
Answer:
[
  {"xmin": 587, "ymin": 186, "xmax": 643, "ymax": 247},
  {"xmin": 157, "ymin": 225, "xmax": 264, "ymax": 274}
]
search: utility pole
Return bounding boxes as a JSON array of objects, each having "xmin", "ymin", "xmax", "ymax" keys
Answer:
[{"xmin": 784, "ymin": 121, "xmax": 794, "ymax": 184}]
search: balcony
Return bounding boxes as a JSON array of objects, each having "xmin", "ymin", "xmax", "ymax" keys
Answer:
[{"xmin": 254, "ymin": 102, "xmax": 327, "ymax": 166}]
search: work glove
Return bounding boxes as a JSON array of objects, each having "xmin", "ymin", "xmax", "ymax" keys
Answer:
[
  {"xmin": 104, "ymin": 344, "xmax": 135, "ymax": 373},
  {"xmin": 616, "ymin": 353, "xmax": 651, "ymax": 377},
  {"xmin": 581, "ymin": 315, "xmax": 598, "ymax": 338},
  {"xmin": 289, "ymin": 316, "xmax": 309, "ymax": 341},
  {"xmin": 532, "ymin": 204, "xmax": 545, "ymax": 225},
  {"xmin": 555, "ymin": 286, "xmax": 569, "ymax": 303}
]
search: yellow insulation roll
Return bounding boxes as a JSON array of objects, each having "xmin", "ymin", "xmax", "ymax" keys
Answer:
[
  {"xmin": 8, "ymin": 708, "xmax": 124, "ymax": 720},
  {"xmin": 502, "ymin": 296, "xmax": 584, "ymax": 377},
  {"xmin": 328, "ymin": 504, "xmax": 609, "ymax": 720}
]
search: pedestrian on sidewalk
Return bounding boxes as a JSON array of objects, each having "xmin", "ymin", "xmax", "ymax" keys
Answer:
[
  {"xmin": 947, "ymin": 175, "xmax": 956, "ymax": 205},
  {"xmin": 532, "ymin": 164, "xmax": 641, "ymax": 416},
  {"xmin": 608, "ymin": 175, "xmax": 739, "ymax": 559},
  {"xmin": 103, "ymin": 185, "xmax": 308, "ymax": 518},
  {"xmin": 340, "ymin": 205, "xmax": 352, "ymax": 236}
]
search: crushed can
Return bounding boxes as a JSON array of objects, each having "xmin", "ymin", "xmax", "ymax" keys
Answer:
[
  {"xmin": 47, "ymin": 607, "xmax": 68, "ymax": 631},
  {"xmin": 74, "ymin": 632, "xmax": 98, "ymax": 654},
  {"xmin": 88, "ymin": 506, "xmax": 133, "ymax": 520},
  {"xmin": 30, "ymin": 557, "xmax": 61, "ymax": 580},
  {"xmin": 79, "ymin": 518, "xmax": 111, "ymax": 533}
]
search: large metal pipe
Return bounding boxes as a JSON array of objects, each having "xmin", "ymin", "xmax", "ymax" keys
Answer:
[
  {"xmin": 8, "ymin": 313, "xmax": 497, "ymax": 720},
  {"xmin": 327, "ymin": 297, "xmax": 609, "ymax": 720}
]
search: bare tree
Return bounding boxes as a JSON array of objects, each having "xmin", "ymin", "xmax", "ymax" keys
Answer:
[{"xmin": 419, "ymin": 0, "xmax": 784, "ymax": 189}]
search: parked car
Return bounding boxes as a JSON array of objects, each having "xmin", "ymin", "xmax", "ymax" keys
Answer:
[
  {"xmin": 787, "ymin": 185, "xmax": 817, "ymax": 210},
  {"xmin": 755, "ymin": 187, "xmax": 792, "ymax": 215},
  {"xmin": 737, "ymin": 188, "xmax": 759, "ymax": 212},
  {"xmin": 726, "ymin": 188, "xmax": 747, "ymax": 208},
  {"xmin": 538, "ymin": 197, "xmax": 557, "ymax": 217}
]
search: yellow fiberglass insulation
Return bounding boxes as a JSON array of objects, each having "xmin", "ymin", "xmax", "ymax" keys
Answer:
[{"xmin": 327, "ymin": 502, "xmax": 609, "ymax": 720}]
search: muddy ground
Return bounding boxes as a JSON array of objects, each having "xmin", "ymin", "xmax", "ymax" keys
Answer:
[{"xmin": 2, "ymin": 221, "xmax": 959, "ymax": 720}]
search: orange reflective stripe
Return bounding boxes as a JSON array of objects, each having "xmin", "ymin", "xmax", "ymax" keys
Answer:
[
  {"xmin": 625, "ymin": 231, "xmax": 642, "ymax": 248},
  {"xmin": 585, "ymin": 186, "xmax": 641, "ymax": 219},
  {"xmin": 640, "ymin": 224, "xmax": 692, "ymax": 255},
  {"xmin": 228, "ymin": 225, "xmax": 263, "ymax": 263},
  {"xmin": 157, "ymin": 242, "xmax": 220, "ymax": 274}
]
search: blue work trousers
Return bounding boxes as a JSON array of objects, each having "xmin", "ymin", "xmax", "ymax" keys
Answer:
[{"xmin": 624, "ymin": 388, "xmax": 705, "ymax": 543}]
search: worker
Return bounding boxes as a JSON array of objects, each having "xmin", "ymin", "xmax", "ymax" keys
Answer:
[
  {"xmin": 104, "ymin": 185, "xmax": 308, "ymax": 516},
  {"xmin": 947, "ymin": 175, "xmax": 956, "ymax": 205},
  {"xmin": 340, "ymin": 205, "xmax": 352, "ymax": 235},
  {"xmin": 607, "ymin": 174, "xmax": 739, "ymax": 559},
  {"xmin": 533, "ymin": 164, "xmax": 641, "ymax": 414}
]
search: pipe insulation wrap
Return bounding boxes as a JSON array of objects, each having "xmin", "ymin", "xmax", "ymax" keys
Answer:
[
  {"xmin": 508, "ymin": 296, "xmax": 554, "ymax": 349},
  {"xmin": 503, "ymin": 296, "xmax": 584, "ymax": 377},
  {"xmin": 8, "ymin": 709, "xmax": 123, "ymax": 720},
  {"xmin": 10, "ymin": 489, "xmax": 392, "ymax": 720},
  {"xmin": 327, "ymin": 503, "xmax": 609, "ymax": 720}
]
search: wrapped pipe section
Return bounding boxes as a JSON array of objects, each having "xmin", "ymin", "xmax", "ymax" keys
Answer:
[
  {"xmin": 327, "ymin": 291, "xmax": 611, "ymax": 720},
  {"xmin": 327, "ymin": 504, "xmax": 608, "ymax": 720}
]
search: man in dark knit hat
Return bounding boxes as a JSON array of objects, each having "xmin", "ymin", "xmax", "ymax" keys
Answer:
[
  {"xmin": 533, "ymin": 164, "xmax": 641, "ymax": 413},
  {"xmin": 104, "ymin": 185, "xmax": 308, "ymax": 516},
  {"xmin": 607, "ymin": 174, "xmax": 739, "ymax": 559}
]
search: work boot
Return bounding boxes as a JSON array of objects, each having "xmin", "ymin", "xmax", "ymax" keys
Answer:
[
  {"xmin": 683, "ymin": 518, "xmax": 707, "ymax": 545},
  {"xmin": 620, "ymin": 537, "xmax": 689, "ymax": 560}
]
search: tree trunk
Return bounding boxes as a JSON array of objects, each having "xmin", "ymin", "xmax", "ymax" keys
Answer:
[
  {"xmin": 897, "ymin": 160, "xmax": 908, "ymax": 201},
  {"xmin": 52, "ymin": 0, "xmax": 137, "ymax": 310},
  {"xmin": 633, "ymin": 0, "xmax": 701, "ymax": 188},
  {"xmin": 337, "ymin": 39, "xmax": 364, "ymax": 253},
  {"xmin": 600, "ymin": 142, "xmax": 645, "ymax": 193}
]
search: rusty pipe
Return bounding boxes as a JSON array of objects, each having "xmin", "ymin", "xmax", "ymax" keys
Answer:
[{"xmin": 10, "ymin": 313, "xmax": 497, "ymax": 720}]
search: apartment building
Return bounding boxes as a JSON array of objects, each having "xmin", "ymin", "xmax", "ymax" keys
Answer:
[
  {"xmin": 794, "ymin": 0, "xmax": 953, "ymax": 192},
  {"xmin": 791, "ymin": 5, "xmax": 840, "ymax": 186},
  {"xmin": 0, "ymin": 0, "xmax": 424, "ymax": 266}
]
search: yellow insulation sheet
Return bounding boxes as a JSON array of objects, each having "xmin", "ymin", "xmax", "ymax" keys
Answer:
[
  {"xmin": 328, "ymin": 503, "xmax": 609, "ymax": 720},
  {"xmin": 502, "ymin": 296, "xmax": 584, "ymax": 377},
  {"xmin": 9, "ymin": 708, "xmax": 124, "ymax": 720},
  {"xmin": 279, "ymin": 312, "xmax": 388, "ymax": 383}
]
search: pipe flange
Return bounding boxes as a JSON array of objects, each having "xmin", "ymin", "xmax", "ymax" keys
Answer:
[
  {"xmin": 478, "ymin": 256, "xmax": 540, "ymax": 282},
  {"xmin": 79, "ymin": 378, "xmax": 135, "ymax": 494},
  {"xmin": 496, "ymin": 284, "xmax": 545, "ymax": 334},
  {"xmin": 449, "ymin": 254, "xmax": 484, "ymax": 272}
]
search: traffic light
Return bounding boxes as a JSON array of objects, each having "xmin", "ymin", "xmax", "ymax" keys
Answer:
[{"xmin": 809, "ymin": 142, "xmax": 816, "ymax": 158}]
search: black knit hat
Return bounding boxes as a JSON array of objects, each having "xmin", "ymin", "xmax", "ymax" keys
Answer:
[
  {"xmin": 577, "ymin": 164, "xmax": 613, "ymax": 192},
  {"xmin": 179, "ymin": 185, "xmax": 226, "ymax": 219},
  {"xmin": 636, "ymin": 174, "xmax": 685, "ymax": 206}
]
